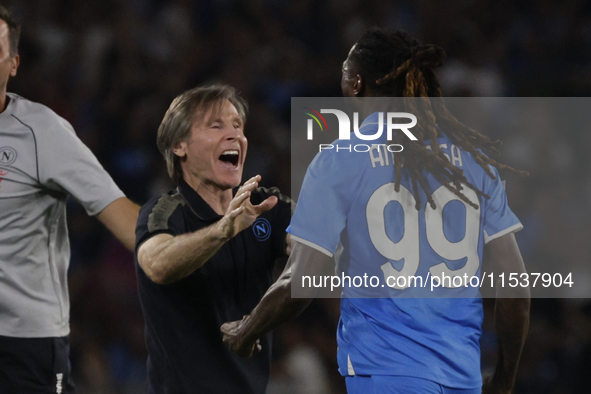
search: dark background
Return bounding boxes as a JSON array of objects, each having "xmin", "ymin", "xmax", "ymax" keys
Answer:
[{"xmin": 4, "ymin": 0, "xmax": 591, "ymax": 392}]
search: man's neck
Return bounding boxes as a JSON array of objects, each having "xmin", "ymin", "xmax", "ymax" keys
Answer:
[
  {"xmin": 183, "ymin": 176, "xmax": 233, "ymax": 215},
  {"xmin": 0, "ymin": 90, "xmax": 8, "ymax": 113}
]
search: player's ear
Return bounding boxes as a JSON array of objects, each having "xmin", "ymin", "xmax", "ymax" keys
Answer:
[
  {"xmin": 353, "ymin": 74, "xmax": 364, "ymax": 97},
  {"xmin": 9, "ymin": 54, "xmax": 19, "ymax": 77},
  {"xmin": 172, "ymin": 141, "xmax": 188, "ymax": 158}
]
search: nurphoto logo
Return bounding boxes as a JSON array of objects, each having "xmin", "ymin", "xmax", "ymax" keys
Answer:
[{"xmin": 303, "ymin": 109, "xmax": 418, "ymax": 152}]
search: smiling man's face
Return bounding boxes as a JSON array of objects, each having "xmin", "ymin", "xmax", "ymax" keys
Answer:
[{"xmin": 174, "ymin": 99, "xmax": 247, "ymax": 191}]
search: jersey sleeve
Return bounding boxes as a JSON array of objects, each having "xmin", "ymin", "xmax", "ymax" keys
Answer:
[
  {"xmin": 36, "ymin": 115, "xmax": 124, "ymax": 216},
  {"xmin": 289, "ymin": 148, "xmax": 360, "ymax": 257},
  {"xmin": 482, "ymin": 166, "xmax": 523, "ymax": 244},
  {"xmin": 135, "ymin": 193, "xmax": 186, "ymax": 252}
]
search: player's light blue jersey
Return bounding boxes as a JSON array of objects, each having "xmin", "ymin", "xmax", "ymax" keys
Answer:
[{"xmin": 289, "ymin": 112, "xmax": 522, "ymax": 389}]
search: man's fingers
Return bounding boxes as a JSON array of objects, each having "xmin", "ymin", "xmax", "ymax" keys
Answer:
[
  {"xmin": 227, "ymin": 205, "xmax": 245, "ymax": 220},
  {"xmin": 221, "ymin": 319, "xmax": 261, "ymax": 358},
  {"xmin": 244, "ymin": 174, "xmax": 261, "ymax": 184},
  {"xmin": 237, "ymin": 181, "xmax": 257, "ymax": 195},
  {"xmin": 220, "ymin": 320, "xmax": 241, "ymax": 334},
  {"xmin": 254, "ymin": 196, "xmax": 278, "ymax": 214},
  {"xmin": 247, "ymin": 174, "xmax": 262, "ymax": 184},
  {"xmin": 252, "ymin": 340, "xmax": 262, "ymax": 355},
  {"xmin": 246, "ymin": 339, "xmax": 262, "ymax": 357},
  {"xmin": 236, "ymin": 175, "xmax": 261, "ymax": 195},
  {"xmin": 228, "ymin": 191, "xmax": 250, "ymax": 212}
]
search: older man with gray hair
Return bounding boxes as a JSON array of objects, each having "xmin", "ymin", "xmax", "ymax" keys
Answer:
[{"xmin": 134, "ymin": 84, "xmax": 292, "ymax": 393}]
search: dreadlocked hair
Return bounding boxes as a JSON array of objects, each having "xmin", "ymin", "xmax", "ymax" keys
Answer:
[{"xmin": 349, "ymin": 28, "xmax": 527, "ymax": 210}]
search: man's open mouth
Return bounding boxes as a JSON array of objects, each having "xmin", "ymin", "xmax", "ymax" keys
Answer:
[{"xmin": 219, "ymin": 150, "xmax": 239, "ymax": 167}]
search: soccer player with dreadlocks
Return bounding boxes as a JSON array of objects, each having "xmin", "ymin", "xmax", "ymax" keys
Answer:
[{"xmin": 221, "ymin": 28, "xmax": 530, "ymax": 394}]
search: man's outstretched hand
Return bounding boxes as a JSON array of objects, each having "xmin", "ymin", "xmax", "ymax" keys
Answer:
[
  {"xmin": 218, "ymin": 175, "xmax": 277, "ymax": 241},
  {"xmin": 221, "ymin": 316, "xmax": 261, "ymax": 357}
]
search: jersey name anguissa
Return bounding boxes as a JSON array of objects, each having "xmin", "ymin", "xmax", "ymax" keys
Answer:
[{"xmin": 368, "ymin": 143, "xmax": 464, "ymax": 169}]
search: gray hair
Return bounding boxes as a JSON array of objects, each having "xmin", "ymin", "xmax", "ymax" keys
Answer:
[{"xmin": 157, "ymin": 84, "xmax": 248, "ymax": 184}]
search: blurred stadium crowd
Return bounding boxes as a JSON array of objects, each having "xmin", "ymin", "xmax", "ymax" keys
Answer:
[{"xmin": 4, "ymin": 0, "xmax": 591, "ymax": 392}]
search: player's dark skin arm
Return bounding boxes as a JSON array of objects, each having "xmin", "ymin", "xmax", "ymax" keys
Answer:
[
  {"xmin": 221, "ymin": 241, "xmax": 332, "ymax": 356},
  {"xmin": 482, "ymin": 233, "xmax": 530, "ymax": 394}
]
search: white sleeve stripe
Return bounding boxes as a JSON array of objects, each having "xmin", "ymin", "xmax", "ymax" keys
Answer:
[
  {"xmin": 484, "ymin": 223, "xmax": 524, "ymax": 244},
  {"xmin": 347, "ymin": 354, "xmax": 356, "ymax": 376},
  {"xmin": 290, "ymin": 235, "xmax": 334, "ymax": 257}
]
